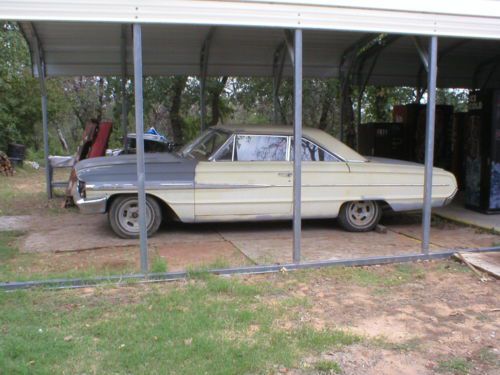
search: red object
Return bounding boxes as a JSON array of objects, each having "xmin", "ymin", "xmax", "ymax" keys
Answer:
[
  {"xmin": 65, "ymin": 120, "xmax": 113, "ymax": 207},
  {"xmin": 88, "ymin": 121, "xmax": 113, "ymax": 158}
]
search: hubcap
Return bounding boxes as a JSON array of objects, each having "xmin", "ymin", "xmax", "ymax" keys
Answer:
[
  {"xmin": 347, "ymin": 201, "xmax": 377, "ymax": 228},
  {"xmin": 117, "ymin": 199, "xmax": 153, "ymax": 233}
]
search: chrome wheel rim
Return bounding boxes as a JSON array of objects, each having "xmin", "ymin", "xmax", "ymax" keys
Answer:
[
  {"xmin": 346, "ymin": 201, "xmax": 377, "ymax": 228},
  {"xmin": 117, "ymin": 199, "xmax": 153, "ymax": 234}
]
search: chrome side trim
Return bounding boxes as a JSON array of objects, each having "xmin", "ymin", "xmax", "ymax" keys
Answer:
[
  {"xmin": 86, "ymin": 181, "xmax": 194, "ymax": 191},
  {"xmin": 87, "ymin": 181, "xmax": 450, "ymax": 191},
  {"xmin": 195, "ymin": 183, "xmax": 286, "ymax": 189},
  {"xmin": 195, "ymin": 182, "xmax": 450, "ymax": 189}
]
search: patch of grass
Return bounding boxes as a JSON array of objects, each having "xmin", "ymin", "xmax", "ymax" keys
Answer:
[
  {"xmin": 293, "ymin": 327, "xmax": 361, "ymax": 350},
  {"xmin": 150, "ymin": 256, "xmax": 168, "ymax": 273},
  {"xmin": 186, "ymin": 258, "xmax": 231, "ymax": 280},
  {"xmin": 434, "ymin": 261, "xmax": 471, "ymax": 274},
  {"xmin": 0, "ymin": 231, "xmax": 23, "ymax": 262},
  {"xmin": 314, "ymin": 359, "xmax": 342, "ymax": 373},
  {"xmin": 0, "ymin": 168, "xmax": 69, "ymax": 216},
  {"xmin": 437, "ymin": 357, "xmax": 472, "ymax": 375},
  {"xmin": 317, "ymin": 263, "xmax": 424, "ymax": 288},
  {"xmin": 0, "ymin": 277, "xmax": 361, "ymax": 374},
  {"xmin": 477, "ymin": 347, "xmax": 499, "ymax": 366},
  {"xmin": 371, "ymin": 336, "xmax": 420, "ymax": 352}
]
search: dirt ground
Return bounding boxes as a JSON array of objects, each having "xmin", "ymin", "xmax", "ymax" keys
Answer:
[{"xmin": 255, "ymin": 261, "xmax": 499, "ymax": 375}]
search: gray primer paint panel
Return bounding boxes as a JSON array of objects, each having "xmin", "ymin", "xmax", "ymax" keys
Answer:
[{"xmin": 75, "ymin": 153, "xmax": 197, "ymax": 189}]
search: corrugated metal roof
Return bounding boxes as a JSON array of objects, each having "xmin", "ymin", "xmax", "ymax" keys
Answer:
[
  {"xmin": 17, "ymin": 21, "xmax": 500, "ymax": 88},
  {"xmin": 5, "ymin": 1, "xmax": 500, "ymax": 87}
]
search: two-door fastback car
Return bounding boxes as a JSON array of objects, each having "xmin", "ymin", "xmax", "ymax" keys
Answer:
[{"xmin": 73, "ymin": 125, "xmax": 458, "ymax": 238}]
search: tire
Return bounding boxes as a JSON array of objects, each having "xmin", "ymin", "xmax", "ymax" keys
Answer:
[
  {"xmin": 108, "ymin": 195, "xmax": 162, "ymax": 239},
  {"xmin": 337, "ymin": 200, "xmax": 381, "ymax": 232}
]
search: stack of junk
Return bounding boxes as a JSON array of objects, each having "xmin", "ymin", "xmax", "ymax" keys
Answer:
[{"xmin": 358, "ymin": 89, "xmax": 500, "ymax": 214}]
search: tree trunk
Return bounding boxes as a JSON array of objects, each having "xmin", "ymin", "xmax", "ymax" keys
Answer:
[
  {"xmin": 96, "ymin": 77, "xmax": 105, "ymax": 122},
  {"xmin": 57, "ymin": 127, "xmax": 69, "ymax": 153},
  {"xmin": 341, "ymin": 86, "xmax": 356, "ymax": 148},
  {"xmin": 373, "ymin": 86, "xmax": 388, "ymax": 122},
  {"xmin": 209, "ymin": 76, "xmax": 228, "ymax": 127},
  {"xmin": 318, "ymin": 91, "xmax": 333, "ymax": 130},
  {"xmin": 169, "ymin": 76, "xmax": 187, "ymax": 144}
]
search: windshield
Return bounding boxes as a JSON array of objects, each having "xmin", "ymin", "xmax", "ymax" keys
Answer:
[{"xmin": 179, "ymin": 130, "xmax": 231, "ymax": 161}]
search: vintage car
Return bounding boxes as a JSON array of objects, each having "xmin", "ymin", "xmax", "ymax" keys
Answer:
[{"xmin": 73, "ymin": 125, "xmax": 457, "ymax": 238}]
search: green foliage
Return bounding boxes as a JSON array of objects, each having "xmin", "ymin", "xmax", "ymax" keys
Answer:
[
  {"xmin": 314, "ymin": 360, "xmax": 342, "ymax": 374},
  {"xmin": 150, "ymin": 256, "xmax": 168, "ymax": 273},
  {"xmin": 437, "ymin": 357, "xmax": 472, "ymax": 374}
]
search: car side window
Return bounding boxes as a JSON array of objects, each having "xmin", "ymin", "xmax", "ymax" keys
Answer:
[
  {"xmin": 234, "ymin": 135, "xmax": 288, "ymax": 161},
  {"xmin": 213, "ymin": 136, "xmax": 234, "ymax": 161},
  {"xmin": 291, "ymin": 138, "xmax": 340, "ymax": 161}
]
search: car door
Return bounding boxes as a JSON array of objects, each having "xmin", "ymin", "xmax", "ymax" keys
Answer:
[
  {"xmin": 194, "ymin": 134, "xmax": 293, "ymax": 222},
  {"xmin": 294, "ymin": 138, "xmax": 350, "ymax": 219}
]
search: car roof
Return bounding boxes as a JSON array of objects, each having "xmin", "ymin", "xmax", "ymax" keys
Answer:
[{"xmin": 213, "ymin": 124, "xmax": 366, "ymax": 162}]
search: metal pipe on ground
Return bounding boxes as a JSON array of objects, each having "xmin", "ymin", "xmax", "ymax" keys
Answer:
[
  {"xmin": 421, "ymin": 36, "xmax": 438, "ymax": 255},
  {"xmin": 1, "ymin": 247, "xmax": 499, "ymax": 291},
  {"xmin": 133, "ymin": 23, "xmax": 149, "ymax": 274}
]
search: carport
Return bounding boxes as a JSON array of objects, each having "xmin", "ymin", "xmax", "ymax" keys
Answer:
[{"xmin": 2, "ymin": 0, "xmax": 500, "ymax": 287}]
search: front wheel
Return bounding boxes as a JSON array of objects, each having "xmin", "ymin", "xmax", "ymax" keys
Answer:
[
  {"xmin": 108, "ymin": 195, "xmax": 162, "ymax": 239},
  {"xmin": 337, "ymin": 200, "xmax": 381, "ymax": 232}
]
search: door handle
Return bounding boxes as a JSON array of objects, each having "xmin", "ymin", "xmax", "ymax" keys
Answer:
[{"xmin": 278, "ymin": 172, "xmax": 293, "ymax": 177}]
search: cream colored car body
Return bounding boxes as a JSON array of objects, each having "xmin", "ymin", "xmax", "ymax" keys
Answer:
[{"xmin": 81, "ymin": 125, "xmax": 457, "ymax": 224}]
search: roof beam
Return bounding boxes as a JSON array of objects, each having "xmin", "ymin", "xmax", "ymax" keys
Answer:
[
  {"xmin": 18, "ymin": 21, "xmax": 45, "ymax": 77},
  {"xmin": 416, "ymin": 39, "xmax": 470, "ymax": 96},
  {"xmin": 473, "ymin": 53, "xmax": 500, "ymax": 88},
  {"xmin": 413, "ymin": 36, "xmax": 429, "ymax": 72},
  {"xmin": 284, "ymin": 29, "xmax": 295, "ymax": 65}
]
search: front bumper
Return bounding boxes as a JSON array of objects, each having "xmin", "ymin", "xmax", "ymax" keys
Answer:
[{"xmin": 72, "ymin": 184, "xmax": 108, "ymax": 214}]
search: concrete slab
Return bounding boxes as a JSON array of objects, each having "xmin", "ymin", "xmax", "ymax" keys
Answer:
[
  {"xmin": 434, "ymin": 195, "xmax": 500, "ymax": 234},
  {"xmin": 14, "ymin": 210, "xmax": 500, "ymax": 271},
  {"xmin": 21, "ymin": 215, "xmax": 224, "ymax": 253},
  {"xmin": 215, "ymin": 220, "xmax": 426, "ymax": 265},
  {"xmin": 382, "ymin": 212, "xmax": 500, "ymax": 251},
  {"xmin": 0, "ymin": 216, "xmax": 32, "ymax": 231}
]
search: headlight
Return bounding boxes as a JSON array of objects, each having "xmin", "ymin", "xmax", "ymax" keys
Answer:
[{"xmin": 77, "ymin": 180, "xmax": 86, "ymax": 198}]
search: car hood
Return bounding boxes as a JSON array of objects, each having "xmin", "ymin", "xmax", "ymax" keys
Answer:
[{"xmin": 75, "ymin": 153, "xmax": 197, "ymax": 186}]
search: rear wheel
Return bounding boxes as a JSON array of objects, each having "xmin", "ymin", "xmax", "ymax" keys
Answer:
[
  {"xmin": 337, "ymin": 200, "xmax": 381, "ymax": 232},
  {"xmin": 108, "ymin": 195, "xmax": 162, "ymax": 239}
]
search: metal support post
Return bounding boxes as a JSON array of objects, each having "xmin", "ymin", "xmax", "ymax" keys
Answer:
[
  {"xmin": 120, "ymin": 24, "xmax": 129, "ymax": 143},
  {"xmin": 421, "ymin": 36, "xmax": 438, "ymax": 255},
  {"xmin": 133, "ymin": 24, "xmax": 149, "ymax": 274},
  {"xmin": 293, "ymin": 29, "xmax": 303, "ymax": 263},
  {"xmin": 33, "ymin": 41, "xmax": 51, "ymax": 199}
]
